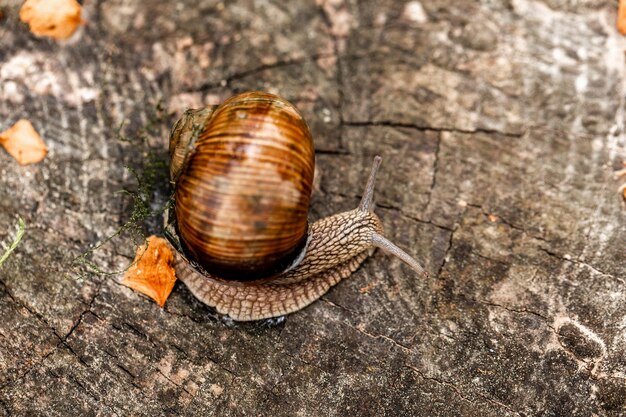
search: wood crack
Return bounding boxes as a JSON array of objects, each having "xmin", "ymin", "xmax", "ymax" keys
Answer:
[
  {"xmin": 343, "ymin": 120, "xmax": 525, "ymax": 138},
  {"xmin": 185, "ymin": 53, "xmax": 336, "ymax": 93},
  {"xmin": 425, "ymin": 133, "xmax": 442, "ymax": 212},
  {"xmin": 404, "ymin": 365, "xmax": 524, "ymax": 416},
  {"xmin": 538, "ymin": 247, "xmax": 622, "ymax": 284},
  {"xmin": 0, "ymin": 278, "xmax": 102, "ymax": 389}
]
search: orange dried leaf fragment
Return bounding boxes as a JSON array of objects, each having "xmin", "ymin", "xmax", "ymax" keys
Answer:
[
  {"xmin": 122, "ymin": 236, "xmax": 178, "ymax": 307},
  {"xmin": 0, "ymin": 119, "xmax": 48, "ymax": 165},
  {"xmin": 619, "ymin": 0, "xmax": 626, "ymax": 35},
  {"xmin": 20, "ymin": 0, "xmax": 83, "ymax": 40}
]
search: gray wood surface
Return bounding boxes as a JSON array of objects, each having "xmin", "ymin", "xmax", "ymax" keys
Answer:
[{"xmin": 1, "ymin": 0, "xmax": 625, "ymax": 415}]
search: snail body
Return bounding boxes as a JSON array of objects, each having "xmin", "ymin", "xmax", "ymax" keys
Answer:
[{"xmin": 166, "ymin": 91, "xmax": 427, "ymax": 321}]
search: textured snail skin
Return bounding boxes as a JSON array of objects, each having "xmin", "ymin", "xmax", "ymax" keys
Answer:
[{"xmin": 169, "ymin": 209, "xmax": 381, "ymax": 321}]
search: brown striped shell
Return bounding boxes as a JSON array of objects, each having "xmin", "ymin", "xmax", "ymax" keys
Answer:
[{"xmin": 170, "ymin": 92, "xmax": 315, "ymax": 281}]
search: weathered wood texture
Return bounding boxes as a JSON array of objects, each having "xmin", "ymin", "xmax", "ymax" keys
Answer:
[{"xmin": 1, "ymin": 0, "xmax": 625, "ymax": 415}]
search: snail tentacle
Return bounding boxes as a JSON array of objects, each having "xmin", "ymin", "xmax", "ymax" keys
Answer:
[
  {"xmin": 358, "ymin": 156, "xmax": 428, "ymax": 277},
  {"xmin": 358, "ymin": 155, "xmax": 382, "ymax": 212},
  {"xmin": 371, "ymin": 233, "xmax": 428, "ymax": 277}
]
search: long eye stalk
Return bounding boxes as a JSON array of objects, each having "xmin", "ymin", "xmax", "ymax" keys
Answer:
[
  {"xmin": 372, "ymin": 233, "xmax": 428, "ymax": 277},
  {"xmin": 358, "ymin": 155, "xmax": 382, "ymax": 212}
]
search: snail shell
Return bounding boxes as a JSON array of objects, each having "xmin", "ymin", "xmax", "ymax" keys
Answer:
[{"xmin": 170, "ymin": 92, "xmax": 315, "ymax": 280}]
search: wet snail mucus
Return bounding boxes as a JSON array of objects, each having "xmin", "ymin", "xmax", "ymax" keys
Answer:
[{"xmin": 164, "ymin": 91, "xmax": 427, "ymax": 321}]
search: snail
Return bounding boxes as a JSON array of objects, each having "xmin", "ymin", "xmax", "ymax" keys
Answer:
[{"xmin": 164, "ymin": 91, "xmax": 427, "ymax": 321}]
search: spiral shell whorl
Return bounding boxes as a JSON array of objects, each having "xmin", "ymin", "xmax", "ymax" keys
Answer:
[
  {"xmin": 169, "ymin": 106, "xmax": 216, "ymax": 183},
  {"xmin": 173, "ymin": 92, "xmax": 315, "ymax": 280}
]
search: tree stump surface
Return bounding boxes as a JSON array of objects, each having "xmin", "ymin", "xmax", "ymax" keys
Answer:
[{"xmin": 1, "ymin": 0, "xmax": 625, "ymax": 415}]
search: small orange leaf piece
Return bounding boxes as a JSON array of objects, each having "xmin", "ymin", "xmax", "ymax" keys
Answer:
[
  {"xmin": 20, "ymin": 0, "xmax": 83, "ymax": 40},
  {"xmin": 0, "ymin": 119, "xmax": 48, "ymax": 165},
  {"xmin": 122, "ymin": 236, "xmax": 178, "ymax": 307},
  {"xmin": 619, "ymin": 0, "xmax": 626, "ymax": 35},
  {"xmin": 488, "ymin": 214, "xmax": 498, "ymax": 222}
]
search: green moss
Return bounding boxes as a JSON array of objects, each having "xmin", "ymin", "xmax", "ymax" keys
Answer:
[
  {"xmin": 0, "ymin": 217, "xmax": 25, "ymax": 268},
  {"xmin": 68, "ymin": 102, "xmax": 174, "ymax": 280}
]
